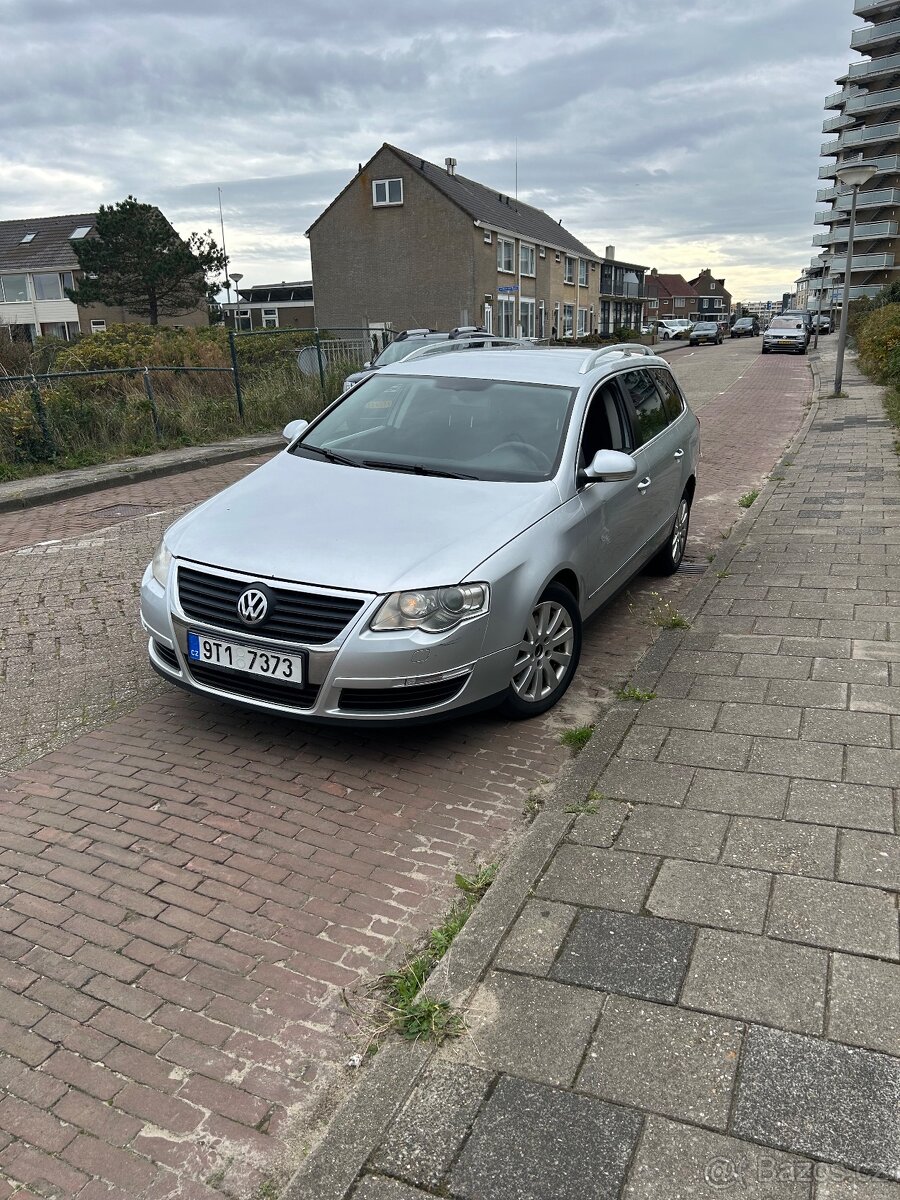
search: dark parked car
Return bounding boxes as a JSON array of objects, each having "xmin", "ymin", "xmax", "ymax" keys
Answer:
[
  {"xmin": 730, "ymin": 317, "xmax": 759, "ymax": 338},
  {"xmin": 689, "ymin": 321, "xmax": 723, "ymax": 346}
]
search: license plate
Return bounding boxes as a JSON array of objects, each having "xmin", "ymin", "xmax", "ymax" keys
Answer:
[{"xmin": 187, "ymin": 632, "xmax": 303, "ymax": 684}]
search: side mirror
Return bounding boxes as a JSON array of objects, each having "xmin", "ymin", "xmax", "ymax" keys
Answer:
[
  {"xmin": 282, "ymin": 418, "xmax": 309, "ymax": 442},
  {"xmin": 581, "ymin": 449, "xmax": 638, "ymax": 483}
]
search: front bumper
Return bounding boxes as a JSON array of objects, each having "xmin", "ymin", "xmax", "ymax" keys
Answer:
[
  {"xmin": 141, "ymin": 561, "xmax": 515, "ymax": 723},
  {"xmin": 762, "ymin": 338, "xmax": 805, "ymax": 353}
]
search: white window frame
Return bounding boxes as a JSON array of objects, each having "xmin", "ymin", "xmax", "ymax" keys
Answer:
[
  {"xmin": 519, "ymin": 297, "xmax": 536, "ymax": 338},
  {"xmin": 497, "ymin": 296, "xmax": 516, "ymax": 337},
  {"xmin": 539, "ymin": 246, "xmax": 546, "ymax": 259},
  {"xmin": 372, "ymin": 178, "xmax": 403, "ymax": 207},
  {"xmin": 483, "ymin": 229, "xmax": 493, "ymax": 244},
  {"xmin": 519, "ymin": 243, "xmax": 536, "ymax": 277},
  {"xmin": 90, "ymin": 319, "xmax": 107, "ymax": 334},
  {"xmin": 674, "ymin": 296, "xmax": 685, "ymax": 308},
  {"xmin": 563, "ymin": 303, "xmax": 574, "ymax": 337},
  {"xmin": 564, "ymin": 256, "xmax": 575, "ymax": 285},
  {"xmin": 555, "ymin": 251, "xmax": 561, "ymax": 263},
  {"xmin": 262, "ymin": 307, "xmax": 279, "ymax": 329},
  {"xmin": 578, "ymin": 259, "xmax": 589, "ymax": 287},
  {"xmin": 577, "ymin": 306, "xmax": 588, "ymax": 336},
  {"xmin": 236, "ymin": 308, "xmax": 252, "ymax": 331},
  {"xmin": 497, "ymin": 238, "xmax": 515, "ymax": 274}
]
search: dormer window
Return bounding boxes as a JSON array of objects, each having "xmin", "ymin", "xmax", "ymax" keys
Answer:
[{"xmin": 372, "ymin": 179, "xmax": 403, "ymax": 207}]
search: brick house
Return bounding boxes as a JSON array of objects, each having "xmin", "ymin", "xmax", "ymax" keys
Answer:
[
  {"xmin": 688, "ymin": 268, "xmax": 732, "ymax": 323},
  {"xmin": 308, "ymin": 144, "xmax": 647, "ymax": 339},
  {"xmin": 0, "ymin": 211, "xmax": 208, "ymax": 343},
  {"xmin": 644, "ymin": 270, "xmax": 699, "ymax": 321},
  {"xmin": 223, "ymin": 281, "xmax": 315, "ymax": 331}
]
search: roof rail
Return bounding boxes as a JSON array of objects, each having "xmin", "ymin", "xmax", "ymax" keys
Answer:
[
  {"xmin": 579, "ymin": 344, "xmax": 654, "ymax": 374},
  {"xmin": 400, "ymin": 337, "xmax": 529, "ymax": 362}
]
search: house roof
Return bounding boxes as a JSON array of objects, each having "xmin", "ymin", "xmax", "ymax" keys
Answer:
[
  {"xmin": 648, "ymin": 273, "xmax": 699, "ymax": 299},
  {"xmin": 0, "ymin": 212, "xmax": 96, "ymax": 273},
  {"xmin": 237, "ymin": 281, "xmax": 313, "ymax": 303},
  {"xmin": 309, "ymin": 144, "xmax": 640, "ymax": 266},
  {"xmin": 689, "ymin": 270, "xmax": 729, "ymax": 291}
]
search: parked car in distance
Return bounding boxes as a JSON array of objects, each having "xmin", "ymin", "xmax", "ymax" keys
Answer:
[
  {"xmin": 142, "ymin": 345, "xmax": 700, "ymax": 724},
  {"xmin": 811, "ymin": 314, "xmax": 831, "ymax": 333},
  {"xmin": 689, "ymin": 321, "xmax": 723, "ymax": 346},
  {"xmin": 761, "ymin": 315, "xmax": 808, "ymax": 355},
  {"xmin": 342, "ymin": 327, "xmax": 488, "ymax": 391},
  {"xmin": 781, "ymin": 310, "xmax": 813, "ymax": 341},
  {"xmin": 730, "ymin": 317, "xmax": 759, "ymax": 338},
  {"xmin": 653, "ymin": 319, "xmax": 693, "ymax": 341}
]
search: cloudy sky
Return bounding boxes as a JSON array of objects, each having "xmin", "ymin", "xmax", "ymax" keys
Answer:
[{"xmin": 4, "ymin": 0, "xmax": 859, "ymax": 301}]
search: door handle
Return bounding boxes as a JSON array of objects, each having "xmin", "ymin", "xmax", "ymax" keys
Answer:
[
  {"xmin": 673, "ymin": 449, "xmax": 684, "ymax": 459},
  {"xmin": 637, "ymin": 477, "xmax": 651, "ymax": 492}
]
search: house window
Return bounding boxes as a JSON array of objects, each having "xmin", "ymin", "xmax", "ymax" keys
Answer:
[
  {"xmin": 564, "ymin": 257, "xmax": 575, "ymax": 284},
  {"xmin": 520, "ymin": 297, "xmax": 535, "ymax": 338},
  {"xmin": 498, "ymin": 297, "xmax": 515, "ymax": 337},
  {"xmin": 90, "ymin": 319, "xmax": 107, "ymax": 333},
  {"xmin": 579, "ymin": 259, "xmax": 589, "ymax": 287},
  {"xmin": 483, "ymin": 229, "xmax": 493, "ymax": 244},
  {"xmin": 563, "ymin": 304, "xmax": 574, "ymax": 337},
  {"xmin": 674, "ymin": 297, "xmax": 685, "ymax": 308},
  {"xmin": 577, "ymin": 307, "xmax": 588, "ymax": 336},
  {"xmin": 520, "ymin": 243, "xmax": 535, "ymax": 277},
  {"xmin": 709, "ymin": 280, "xmax": 716, "ymax": 290},
  {"xmin": 20, "ymin": 233, "xmax": 36, "ymax": 244},
  {"xmin": 539, "ymin": 246, "xmax": 546, "ymax": 259},
  {"xmin": 70, "ymin": 225, "xmax": 92, "ymax": 239},
  {"xmin": 32, "ymin": 273, "xmax": 64, "ymax": 301},
  {"xmin": 497, "ymin": 238, "xmax": 515, "ymax": 274},
  {"xmin": 236, "ymin": 309, "xmax": 252, "ymax": 331},
  {"xmin": 41, "ymin": 322, "xmax": 69, "ymax": 339},
  {"xmin": 555, "ymin": 251, "xmax": 561, "ymax": 263},
  {"xmin": 0, "ymin": 274, "xmax": 29, "ymax": 303},
  {"xmin": 648, "ymin": 297, "xmax": 659, "ymax": 309},
  {"xmin": 372, "ymin": 178, "xmax": 403, "ymax": 206},
  {"xmin": 262, "ymin": 308, "xmax": 278, "ymax": 329}
]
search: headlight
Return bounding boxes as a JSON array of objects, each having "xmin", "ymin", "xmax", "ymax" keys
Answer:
[
  {"xmin": 370, "ymin": 584, "xmax": 489, "ymax": 633},
  {"xmin": 151, "ymin": 539, "xmax": 172, "ymax": 588}
]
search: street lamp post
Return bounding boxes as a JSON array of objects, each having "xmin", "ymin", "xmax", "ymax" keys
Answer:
[
  {"xmin": 833, "ymin": 160, "xmax": 878, "ymax": 396},
  {"xmin": 229, "ymin": 273, "xmax": 244, "ymax": 330},
  {"xmin": 812, "ymin": 254, "xmax": 829, "ymax": 351}
]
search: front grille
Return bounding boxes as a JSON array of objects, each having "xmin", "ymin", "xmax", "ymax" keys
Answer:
[
  {"xmin": 152, "ymin": 641, "xmax": 180, "ymax": 671},
  {"xmin": 178, "ymin": 567, "xmax": 365, "ymax": 645},
  {"xmin": 189, "ymin": 662, "xmax": 320, "ymax": 709},
  {"xmin": 339, "ymin": 676, "xmax": 468, "ymax": 714}
]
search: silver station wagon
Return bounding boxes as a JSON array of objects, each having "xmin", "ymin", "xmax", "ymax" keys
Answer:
[{"xmin": 141, "ymin": 345, "xmax": 700, "ymax": 723}]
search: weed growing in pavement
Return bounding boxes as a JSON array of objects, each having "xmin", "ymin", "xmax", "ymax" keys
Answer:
[
  {"xmin": 615, "ymin": 685, "xmax": 656, "ymax": 702},
  {"xmin": 366, "ymin": 864, "xmax": 498, "ymax": 1047},
  {"xmin": 706, "ymin": 552, "xmax": 716, "ymax": 562},
  {"xmin": 560, "ymin": 725, "xmax": 594, "ymax": 753},
  {"xmin": 739, "ymin": 490, "xmax": 759, "ymax": 508},
  {"xmin": 565, "ymin": 797, "xmax": 599, "ymax": 814},
  {"xmin": 647, "ymin": 594, "xmax": 691, "ymax": 630},
  {"xmin": 716, "ymin": 570, "xmax": 731, "ymax": 579},
  {"xmin": 719, "ymin": 524, "xmax": 734, "ymax": 540}
]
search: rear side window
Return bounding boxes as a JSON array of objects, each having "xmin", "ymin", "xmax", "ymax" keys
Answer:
[
  {"xmin": 620, "ymin": 368, "xmax": 670, "ymax": 447},
  {"xmin": 650, "ymin": 368, "xmax": 685, "ymax": 423}
]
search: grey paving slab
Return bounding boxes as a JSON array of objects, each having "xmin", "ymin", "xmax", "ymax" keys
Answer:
[
  {"xmin": 550, "ymin": 909, "xmax": 695, "ymax": 1003},
  {"xmin": 614, "ymin": 805, "xmax": 729, "ymax": 863},
  {"xmin": 658, "ymin": 729, "xmax": 753, "ymax": 771},
  {"xmin": 787, "ymin": 779, "xmax": 895, "ymax": 833},
  {"xmin": 617, "ymin": 724, "xmax": 669, "ymax": 761},
  {"xmin": 686, "ymin": 769, "xmax": 789, "ymax": 818},
  {"xmin": 689, "ymin": 675, "xmax": 770, "ymax": 704},
  {"xmin": 440, "ymin": 971, "xmax": 603, "ymax": 1088},
  {"xmin": 767, "ymin": 875, "xmax": 899, "ymax": 959},
  {"xmin": 623, "ymin": 1116, "xmax": 813, "ymax": 1199},
  {"xmin": 634, "ymin": 698, "xmax": 721, "ymax": 731},
  {"xmin": 593, "ymin": 758, "xmax": 694, "ymax": 807},
  {"xmin": 722, "ymin": 816, "xmax": 837, "ymax": 878},
  {"xmin": 578, "ymin": 995, "xmax": 742, "ymax": 1130},
  {"xmin": 844, "ymin": 746, "xmax": 900, "ymax": 787},
  {"xmin": 647, "ymin": 859, "xmax": 771, "ymax": 933},
  {"xmin": 812, "ymin": 658, "xmax": 891, "ymax": 685},
  {"xmin": 828, "ymin": 954, "xmax": 900, "ymax": 1058},
  {"xmin": 567, "ymin": 801, "xmax": 630, "ymax": 848},
  {"xmin": 493, "ymin": 900, "xmax": 578, "ymax": 976},
  {"xmin": 802, "ymin": 710, "xmax": 893, "ymax": 748},
  {"xmin": 346, "ymin": 1178, "xmax": 434, "ymax": 1200},
  {"xmin": 748, "ymin": 737, "xmax": 845, "ymax": 782},
  {"xmin": 368, "ymin": 1062, "xmax": 493, "ymax": 1191},
  {"xmin": 816, "ymin": 1170, "xmax": 900, "ymax": 1199},
  {"xmin": 535, "ymin": 845, "xmax": 658, "ymax": 912},
  {"xmin": 681, "ymin": 929, "xmax": 828, "ymax": 1035},
  {"xmin": 732, "ymin": 1026, "xmax": 900, "ymax": 1181},
  {"xmin": 716, "ymin": 702, "xmax": 802, "ymax": 739},
  {"xmin": 852, "ymin": 640, "xmax": 900, "ymax": 662},
  {"xmin": 781, "ymin": 636, "xmax": 852, "ymax": 659},
  {"xmin": 669, "ymin": 650, "xmax": 741, "ymax": 676},
  {"xmin": 838, "ymin": 831, "xmax": 900, "ymax": 890},
  {"xmin": 738, "ymin": 653, "xmax": 814, "ymax": 680},
  {"xmin": 766, "ymin": 679, "xmax": 849, "ymax": 709},
  {"xmin": 851, "ymin": 684, "xmax": 900, "ymax": 715},
  {"xmin": 450, "ymin": 1075, "xmax": 642, "ymax": 1200}
]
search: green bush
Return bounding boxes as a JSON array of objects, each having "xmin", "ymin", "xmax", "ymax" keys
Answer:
[{"xmin": 854, "ymin": 304, "xmax": 900, "ymax": 383}]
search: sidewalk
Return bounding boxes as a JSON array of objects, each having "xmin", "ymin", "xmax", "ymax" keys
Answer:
[{"xmin": 286, "ymin": 342, "xmax": 900, "ymax": 1200}]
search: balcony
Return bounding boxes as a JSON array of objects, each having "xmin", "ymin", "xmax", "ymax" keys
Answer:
[
  {"xmin": 813, "ymin": 221, "xmax": 899, "ymax": 245},
  {"xmin": 845, "ymin": 84, "xmax": 900, "ymax": 114},
  {"xmin": 823, "ymin": 113, "xmax": 855, "ymax": 133},
  {"xmin": 854, "ymin": 0, "xmax": 900, "ymax": 18},
  {"xmin": 848, "ymin": 50, "xmax": 900, "ymax": 81},
  {"xmin": 825, "ymin": 87, "xmax": 850, "ymax": 109},
  {"xmin": 832, "ymin": 284, "xmax": 887, "ymax": 301},
  {"xmin": 819, "ymin": 151, "xmax": 900, "ymax": 179},
  {"xmin": 833, "ymin": 120, "xmax": 900, "ymax": 150},
  {"xmin": 851, "ymin": 17, "xmax": 900, "ymax": 50},
  {"xmin": 829, "ymin": 252, "xmax": 895, "ymax": 271},
  {"xmin": 821, "ymin": 138, "xmax": 841, "ymax": 156},
  {"xmin": 817, "ymin": 186, "xmax": 839, "ymax": 202}
]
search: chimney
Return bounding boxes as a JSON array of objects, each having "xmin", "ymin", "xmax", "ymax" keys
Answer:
[
  {"xmin": 605, "ymin": 245, "xmax": 615, "ymax": 260},
  {"xmin": 445, "ymin": 157, "xmax": 457, "ymax": 176},
  {"xmin": 650, "ymin": 267, "xmax": 658, "ymax": 276}
]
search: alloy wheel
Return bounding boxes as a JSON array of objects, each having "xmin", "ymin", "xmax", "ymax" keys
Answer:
[
  {"xmin": 671, "ymin": 498, "xmax": 689, "ymax": 566},
  {"xmin": 510, "ymin": 600, "xmax": 575, "ymax": 704}
]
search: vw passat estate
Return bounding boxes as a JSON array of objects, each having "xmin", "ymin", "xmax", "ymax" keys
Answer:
[{"xmin": 141, "ymin": 345, "xmax": 700, "ymax": 723}]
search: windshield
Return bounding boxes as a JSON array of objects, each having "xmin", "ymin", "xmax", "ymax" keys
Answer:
[
  {"xmin": 372, "ymin": 337, "xmax": 442, "ymax": 367},
  {"xmin": 769, "ymin": 317, "xmax": 803, "ymax": 330},
  {"xmin": 694, "ymin": 323, "xmax": 717, "ymax": 331},
  {"xmin": 292, "ymin": 373, "xmax": 576, "ymax": 482}
]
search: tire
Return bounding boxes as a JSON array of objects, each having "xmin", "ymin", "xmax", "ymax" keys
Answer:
[
  {"xmin": 761, "ymin": 346, "xmax": 768, "ymax": 354},
  {"xmin": 499, "ymin": 583, "xmax": 582, "ymax": 718},
  {"xmin": 662, "ymin": 332, "xmax": 671, "ymax": 340},
  {"xmin": 647, "ymin": 491, "xmax": 691, "ymax": 576}
]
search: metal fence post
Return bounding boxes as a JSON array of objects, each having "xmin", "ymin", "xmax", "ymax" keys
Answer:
[
  {"xmin": 142, "ymin": 368, "xmax": 162, "ymax": 440},
  {"xmin": 28, "ymin": 374, "xmax": 56, "ymax": 459},
  {"xmin": 314, "ymin": 329, "xmax": 326, "ymax": 397},
  {"xmin": 228, "ymin": 330, "xmax": 245, "ymax": 421}
]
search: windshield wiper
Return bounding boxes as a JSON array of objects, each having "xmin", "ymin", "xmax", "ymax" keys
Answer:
[
  {"xmin": 297, "ymin": 444, "xmax": 361, "ymax": 467},
  {"xmin": 363, "ymin": 460, "xmax": 477, "ymax": 480}
]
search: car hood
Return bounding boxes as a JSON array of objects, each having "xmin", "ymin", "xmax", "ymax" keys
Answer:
[
  {"xmin": 165, "ymin": 451, "xmax": 562, "ymax": 594},
  {"xmin": 765, "ymin": 328, "xmax": 804, "ymax": 338}
]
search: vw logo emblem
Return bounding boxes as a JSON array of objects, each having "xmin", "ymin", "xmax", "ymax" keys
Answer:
[{"xmin": 237, "ymin": 585, "xmax": 270, "ymax": 626}]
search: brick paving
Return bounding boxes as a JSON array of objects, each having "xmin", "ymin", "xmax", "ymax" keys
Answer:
[
  {"xmin": 0, "ymin": 340, "xmax": 814, "ymax": 1197},
  {"xmin": 334, "ymin": 343, "xmax": 900, "ymax": 1200}
]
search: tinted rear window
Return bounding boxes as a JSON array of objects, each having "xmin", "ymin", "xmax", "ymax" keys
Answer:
[{"xmin": 620, "ymin": 369, "xmax": 669, "ymax": 446}]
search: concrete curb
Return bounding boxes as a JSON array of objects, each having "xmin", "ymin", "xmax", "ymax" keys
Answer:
[
  {"xmin": 0, "ymin": 434, "xmax": 283, "ymax": 514},
  {"xmin": 282, "ymin": 358, "xmax": 822, "ymax": 1198}
]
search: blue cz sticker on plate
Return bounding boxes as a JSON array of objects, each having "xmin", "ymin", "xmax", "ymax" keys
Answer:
[{"xmin": 187, "ymin": 632, "xmax": 201, "ymax": 661}]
